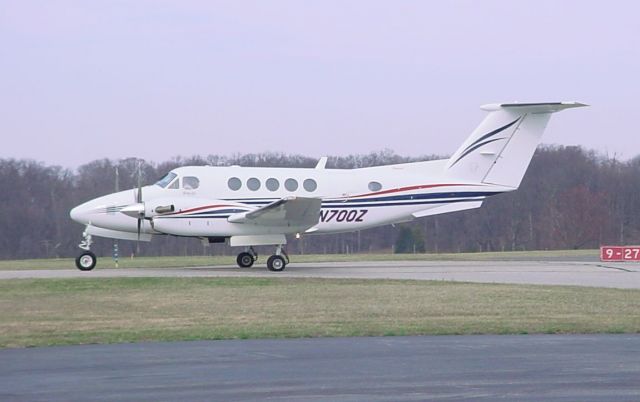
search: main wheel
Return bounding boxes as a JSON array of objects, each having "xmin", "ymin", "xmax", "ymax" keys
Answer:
[
  {"xmin": 75, "ymin": 251, "xmax": 97, "ymax": 271},
  {"xmin": 237, "ymin": 252, "xmax": 255, "ymax": 268},
  {"xmin": 267, "ymin": 255, "xmax": 286, "ymax": 272}
]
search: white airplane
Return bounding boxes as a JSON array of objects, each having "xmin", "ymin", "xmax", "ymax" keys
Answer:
[{"xmin": 70, "ymin": 101, "xmax": 586, "ymax": 271}]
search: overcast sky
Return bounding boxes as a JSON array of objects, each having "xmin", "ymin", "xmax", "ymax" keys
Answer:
[{"xmin": 1, "ymin": 1, "xmax": 638, "ymax": 167}]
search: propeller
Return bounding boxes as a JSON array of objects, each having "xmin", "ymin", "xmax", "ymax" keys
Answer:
[
  {"xmin": 119, "ymin": 161, "xmax": 174, "ymax": 254},
  {"xmin": 135, "ymin": 160, "xmax": 143, "ymax": 254},
  {"xmin": 119, "ymin": 161, "xmax": 145, "ymax": 254},
  {"xmin": 137, "ymin": 161, "xmax": 142, "ymax": 236}
]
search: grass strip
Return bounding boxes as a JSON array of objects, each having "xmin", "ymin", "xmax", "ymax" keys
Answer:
[{"xmin": 0, "ymin": 277, "xmax": 638, "ymax": 348}]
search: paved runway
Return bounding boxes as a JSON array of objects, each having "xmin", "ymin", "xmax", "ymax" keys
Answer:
[
  {"xmin": 2, "ymin": 260, "xmax": 640, "ymax": 288},
  {"xmin": 1, "ymin": 335, "xmax": 638, "ymax": 401}
]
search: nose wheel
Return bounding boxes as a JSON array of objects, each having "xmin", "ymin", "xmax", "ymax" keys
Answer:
[
  {"xmin": 75, "ymin": 228, "xmax": 97, "ymax": 271},
  {"xmin": 76, "ymin": 251, "xmax": 97, "ymax": 271}
]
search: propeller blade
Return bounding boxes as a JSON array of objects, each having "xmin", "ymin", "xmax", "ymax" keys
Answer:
[
  {"xmin": 136, "ymin": 218, "xmax": 141, "ymax": 255},
  {"xmin": 136, "ymin": 160, "xmax": 143, "ymax": 204},
  {"xmin": 135, "ymin": 160, "xmax": 143, "ymax": 256}
]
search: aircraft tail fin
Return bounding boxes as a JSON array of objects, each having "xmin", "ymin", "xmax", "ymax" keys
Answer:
[{"xmin": 445, "ymin": 102, "xmax": 587, "ymax": 188}]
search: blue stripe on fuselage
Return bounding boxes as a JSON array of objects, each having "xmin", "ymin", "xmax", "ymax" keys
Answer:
[
  {"xmin": 223, "ymin": 191, "xmax": 501, "ymax": 206},
  {"xmin": 322, "ymin": 191, "xmax": 500, "ymax": 204}
]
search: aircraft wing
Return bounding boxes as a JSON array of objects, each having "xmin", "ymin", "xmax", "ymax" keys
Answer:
[{"xmin": 227, "ymin": 196, "xmax": 322, "ymax": 228}]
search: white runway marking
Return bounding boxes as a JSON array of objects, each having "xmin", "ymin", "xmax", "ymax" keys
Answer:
[{"xmin": 2, "ymin": 260, "xmax": 640, "ymax": 288}]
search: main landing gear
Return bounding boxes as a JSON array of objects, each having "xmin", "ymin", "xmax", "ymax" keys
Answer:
[
  {"xmin": 75, "ymin": 230, "xmax": 97, "ymax": 271},
  {"xmin": 235, "ymin": 245, "xmax": 290, "ymax": 272},
  {"xmin": 267, "ymin": 245, "xmax": 289, "ymax": 272},
  {"xmin": 236, "ymin": 247, "xmax": 258, "ymax": 268}
]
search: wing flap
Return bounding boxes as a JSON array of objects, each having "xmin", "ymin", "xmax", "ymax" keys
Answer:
[{"xmin": 228, "ymin": 196, "xmax": 322, "ymax": 228}]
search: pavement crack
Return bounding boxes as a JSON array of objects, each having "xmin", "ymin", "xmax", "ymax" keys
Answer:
[{"xmin": 596, "ymin": 264, "xmax": 634, "ymax": 273}]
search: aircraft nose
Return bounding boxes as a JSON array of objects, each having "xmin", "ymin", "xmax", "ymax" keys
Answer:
[{"xmin": 70, "ymin": 203, "xmax": 91, "ymax": 225}]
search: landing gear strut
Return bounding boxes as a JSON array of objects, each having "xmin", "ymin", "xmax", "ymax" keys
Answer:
[
  {"xmin": 75, "ymin": 229, "xmax": 97, "ymax": 271},
  {"xmin": 236, "ymin": 247, "xmax": 258, "ymax": 268},
  {"xmin": 267, "ymin": 245, "xmax": 289, "ymax": 272}
]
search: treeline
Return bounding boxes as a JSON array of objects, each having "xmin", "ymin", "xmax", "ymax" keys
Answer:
[{"xmin": 1, "ymin": 146, "xmax": 639, "ymax": 260}]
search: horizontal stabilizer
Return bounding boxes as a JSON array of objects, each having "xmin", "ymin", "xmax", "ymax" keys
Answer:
[{"xmin": 481, "ymin": 101, "xmax": 588, "ymax": 113}]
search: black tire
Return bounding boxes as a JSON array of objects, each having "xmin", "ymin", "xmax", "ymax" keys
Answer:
[
  {"xmin": 75, "ymin": 251, "xmax": 97, "ymax": 271},
  {"xmin": 267, "ymin": 255, "xmax": 286, "ymax": 272},
  {"xmin": 237, "ymin": 252, "xmax": 255, "ymax": 268}
]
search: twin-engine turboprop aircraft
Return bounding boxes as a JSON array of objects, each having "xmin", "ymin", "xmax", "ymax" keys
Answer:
[{"xmin": 70, "ymin": 102, "xmax": 586, "ymax": 271}]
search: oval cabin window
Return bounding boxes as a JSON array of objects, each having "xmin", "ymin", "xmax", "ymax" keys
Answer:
[
  {"xmin": 368, "ymin": 181, "xmax": 382, "ymax": 192},
  {"xmin": 284, "ymin": 178, "xmax": 298, "ymax": 191},
  {"xmin": 228, "ymin": 177, "xmax": 242, "ymax": 191},
  {"xmin": 266, "ymin": 178, "xmax": 279, "ymax": 191},
  {"xmin": 303, "ymin": 179, "xmax": 317, "ymax": 192},
  {"xmin": 247, "ymin": 177, "xmax": 261, "ymax": 191}
]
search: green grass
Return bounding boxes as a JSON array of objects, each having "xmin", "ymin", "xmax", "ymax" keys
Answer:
[
  {"xmin": 0, "ymin": 255, "xmax": 236, "ymax": 270},
  {"xmin": 0, "ymin": 277, "xmax": 637, "ymax": 348},
  {"xmin": 0, "ymin": 249, "xmax": 599, "ymax": 270}
]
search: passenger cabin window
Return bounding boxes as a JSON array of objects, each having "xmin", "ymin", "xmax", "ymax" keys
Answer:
[
  {"xmin": 155, "ymin": 172, "xmax": 177, "ymax": 188},
  {"xmin": 266, "ymin": 178, "xmax": 279, "ymax": 191},
  {"xmin": 303, "ymin": 179, "xmax": 317, "ymax": 192},
  {"xmin": 228, "ymin": 177, "xmax": 241, "ymax": 191},
  {"xmin": 285, "ymin": 178, "xmax": 298, "ymax": 191},
  {"xmin": 247, "ymin": 177, "xmax": 261, "ymax": 191},
  {"xmin": 183, "ymin": 176, "xmax": 200, "ymax": 190},
  {"xmin": 368, "ymin": 181, "xmax": 382, "ymax": 192}
]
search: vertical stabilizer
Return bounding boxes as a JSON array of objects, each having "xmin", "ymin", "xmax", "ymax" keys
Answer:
[{"xmin": 445, "ymin": 102, "xmax": 587, "ymax": 188}]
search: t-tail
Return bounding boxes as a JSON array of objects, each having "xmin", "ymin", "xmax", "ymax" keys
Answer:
[{"xmin": 446, "ymin": 102, "xmax": 587, "ymax": 188}]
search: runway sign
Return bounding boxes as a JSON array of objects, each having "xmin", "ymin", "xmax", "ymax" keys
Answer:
[{"xmin": 600, "ymin": 246, "xmax": 640, "ymax": 262}]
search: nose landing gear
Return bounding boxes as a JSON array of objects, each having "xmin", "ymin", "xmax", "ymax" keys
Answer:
[{"xmin": 75, "ymin": 229, "xmax": 97, "ymax": 271}]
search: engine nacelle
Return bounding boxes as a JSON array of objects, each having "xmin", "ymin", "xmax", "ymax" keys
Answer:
[
  {"xmin": 149, "ymin": 197, "xmax": 251, "ymax": 236},
  {"xmin": 144, "ymin": 197, "xmax": 215, "ymax": 218}
]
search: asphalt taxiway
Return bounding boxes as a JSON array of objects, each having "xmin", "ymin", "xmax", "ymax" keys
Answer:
[
  {"xmin": 1, "ymin": 335, "xmax": 639, "ymax": 401},
  {"xmin": 3, "ymin": 262, "xmax": 639, "ymax": 400},
  {"xmin": 1, "ymin": 260, "xmax": 640, "ymax": 288}
]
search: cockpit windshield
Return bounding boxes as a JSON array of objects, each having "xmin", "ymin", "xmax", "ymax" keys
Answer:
[{"xmin": 155, "ymin": 172, "xmax": 177, "ymax": 188}]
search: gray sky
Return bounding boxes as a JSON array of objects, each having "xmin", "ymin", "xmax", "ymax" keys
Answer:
[{"xmin": 1, "ymin": 0, "xmax": 638, "ymax": 167}]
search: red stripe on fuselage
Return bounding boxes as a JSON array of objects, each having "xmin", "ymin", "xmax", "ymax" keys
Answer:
[
  {"xmin": 344, "ymin": 183, "xmax": 479, "ymax": 199},
  {"xmin": 164, "ymin": 204, "xmax": 238, "ymax": 216}
]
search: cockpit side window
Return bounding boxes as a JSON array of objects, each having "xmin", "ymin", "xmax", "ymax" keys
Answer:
[
  {"xmin": 183, "ymin": 176, "xmax": 200, "ymax": 190},
  {"xmin": 168, "ymin": 178, "xmax": 180, "ymax": 189},
  {"xmin": 155, "ymin": 172, "xmax": 177, "ymax": 188}
]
